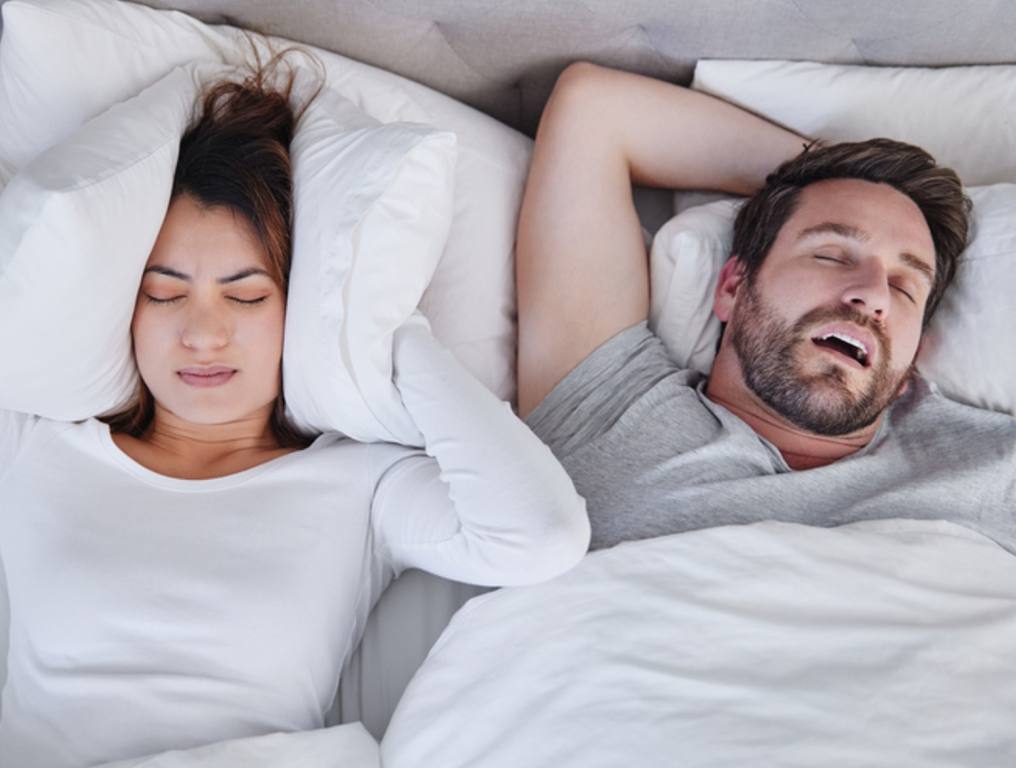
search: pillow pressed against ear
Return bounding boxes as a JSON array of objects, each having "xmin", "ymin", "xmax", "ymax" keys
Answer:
[
  {"xmin": 650, "ymin": 187, "xmax": 1016, "ymax": 416},
  {"xmin": 283, "ymin": 86, "xmax": 458, "ymax": 444},
  {"xmin": 0, "ymin": 62, "xmax": 230, "ymax": 421}
]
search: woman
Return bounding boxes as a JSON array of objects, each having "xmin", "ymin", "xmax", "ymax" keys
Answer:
[{"xmin": 0, "ymin": 48, "xmax": 589, "ymax": 767}]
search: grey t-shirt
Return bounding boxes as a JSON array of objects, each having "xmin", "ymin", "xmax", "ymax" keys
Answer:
[{"xmin": 525, "ymin": 322, "xmax": 1016, "ymax": 553}]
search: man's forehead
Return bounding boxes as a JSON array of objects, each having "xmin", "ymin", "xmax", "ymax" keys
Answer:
[
  {"xmin": 788, "ymin": 180, "xmax": 935, "ymax": 259},
  {"xmin": 792, "ymin": 179, "xmax": 931, "ymax": 236}
]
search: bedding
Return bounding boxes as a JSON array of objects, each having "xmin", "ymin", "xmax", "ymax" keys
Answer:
[
  {"xmin": 382, "ymin": 519, "xmax": 1016, "ymax": 767},
  {"xmin": 97, "ymin": 724, "xmax": 380, "ymax": 768},
  {"xmin": 650, "ymin": 185, "xmax": 1016, "ymax": 414}
]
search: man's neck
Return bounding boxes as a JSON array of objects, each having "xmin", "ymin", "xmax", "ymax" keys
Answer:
[{"xmin": 704, "ymin": 353, "xmax": 882, "ymax": 471}]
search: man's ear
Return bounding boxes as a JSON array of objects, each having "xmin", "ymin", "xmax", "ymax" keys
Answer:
[{"xmin": 713, "ymin": 255, "xmax": 748, "ymax": 323}]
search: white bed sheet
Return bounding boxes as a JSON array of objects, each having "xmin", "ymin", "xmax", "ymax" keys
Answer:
[{"xmin": 383, "ymin": 519, "xmax": 1016, "ymax": 767}]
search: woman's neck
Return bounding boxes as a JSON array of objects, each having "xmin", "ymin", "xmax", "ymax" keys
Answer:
[{"xmin": 115, "ymin": 402, "xmax": 287, "ymax": 479}]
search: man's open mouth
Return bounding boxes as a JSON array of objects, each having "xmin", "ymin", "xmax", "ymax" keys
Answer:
[{"xmin": 811, "ymin": 332, "xmax": 870, "ymax": 368}]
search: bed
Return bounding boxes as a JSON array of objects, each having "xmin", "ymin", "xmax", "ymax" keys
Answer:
[{"xmin": 2, "ymin": 1, "xmax": 1015, "ymax": 765}]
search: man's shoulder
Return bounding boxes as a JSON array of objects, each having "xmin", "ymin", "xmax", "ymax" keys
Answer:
[{"xmin": 893, "ymin": 373, "xmax": 1016, "ymax": 439}]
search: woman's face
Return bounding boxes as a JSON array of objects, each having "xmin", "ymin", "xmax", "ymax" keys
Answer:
[{"xmin": 132, "ymin": 194, "xmax": 286, "ymax": 426}]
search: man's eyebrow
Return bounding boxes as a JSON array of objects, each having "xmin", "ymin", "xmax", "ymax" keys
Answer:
[
  {"xmin": 143, "ymin": 266, "xmax": 272, "ymax": 284},
  {"xmin": 796, "ymin": 222, "xmax": 869, "ymax": 242},
  {"xmin": 899, "ymin": 251, "xmax": 935, "ymax": 287}
]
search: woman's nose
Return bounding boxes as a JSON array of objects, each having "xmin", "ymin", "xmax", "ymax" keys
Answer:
[{"xmin": 180, "ymin": 304, "xmax": 231, "ymax": 350}]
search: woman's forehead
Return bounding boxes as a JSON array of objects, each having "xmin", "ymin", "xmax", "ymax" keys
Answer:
[{"xmin": 146, "ymin": 195, "xmax": 268, "ymax": 274}]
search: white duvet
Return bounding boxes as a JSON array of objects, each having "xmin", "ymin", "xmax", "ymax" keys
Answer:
[
  {"xmin": 383, "ymin": 520, "xmax": 1016, "ymax": 767},
  {"xmin": 97, "ymin": 724, "xmax": 379, "ymax": 768}
]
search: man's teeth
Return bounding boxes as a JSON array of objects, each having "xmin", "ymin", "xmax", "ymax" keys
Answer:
[{"xmin": 819, "ymin": 333, "xmax": 868, "ymax": 361}]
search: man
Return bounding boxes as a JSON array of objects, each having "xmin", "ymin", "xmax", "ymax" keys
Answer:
[{"xmin": 517, "ymin": 62, "xmax": 1016, "ymax": 552}]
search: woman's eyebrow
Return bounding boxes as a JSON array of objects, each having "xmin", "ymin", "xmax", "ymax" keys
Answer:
[{"xmin": 143, "ymin": 266, "xmax": 271, "ymax": 284}]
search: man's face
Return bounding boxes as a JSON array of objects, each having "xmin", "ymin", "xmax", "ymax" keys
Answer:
[{"xmin": 722, "ymin": 178, "xmax": 936, "ymax": 436}]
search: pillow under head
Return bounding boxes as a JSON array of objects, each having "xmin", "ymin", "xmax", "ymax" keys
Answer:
[{"xmin": 649, "ymin": 186, "xmax": 1016, "ymax": 415}]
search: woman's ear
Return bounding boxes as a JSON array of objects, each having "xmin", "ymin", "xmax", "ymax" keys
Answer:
[{"xmin": 713, "ymin": 255, "xmax": 747, "ymax": 323}]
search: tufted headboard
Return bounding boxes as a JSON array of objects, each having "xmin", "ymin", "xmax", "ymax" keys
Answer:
[
  {"xmin": 0, "ymin": 1, "xmax": 1007, "ymax": 230},
  {"xmin": 0, "ymin": 0, "xmax": 1006, "ymax": 136}
]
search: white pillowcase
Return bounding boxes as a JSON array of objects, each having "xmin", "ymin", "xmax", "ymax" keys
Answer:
[
  {"xmin": 692, "ymin": 59, "xmax": 1016, "ymax": 186},
  {"xmin": 649, "ymin": 186, "xmax": 1016, "ymax": 414},
  {"xmin": 0, "ymin": 0, "xmax": 530, "ymax": 407},
  {"xmin": 917, "ymin": 185, "xmax": 1016, "ymax": 413},
  {"xmin": 285, "ymin": 86, "xmax": 457, "ymax": 443},
  {"xmin": 0, "ymin": 62, "xmax": 226, "ymax": 420},
  {"xmin": 648, "ymin": 198, "xmax": 738, "ymax": 375}
]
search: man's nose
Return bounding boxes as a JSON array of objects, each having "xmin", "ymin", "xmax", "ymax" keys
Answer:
[{"xmin": 841, "ymin": 260, "xmax": 890, "ymax": 321}]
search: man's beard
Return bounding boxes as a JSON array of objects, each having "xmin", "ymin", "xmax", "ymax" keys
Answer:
[{"xmin": 729, "ymin": 280, "xmax": 912, "ymax": 437}]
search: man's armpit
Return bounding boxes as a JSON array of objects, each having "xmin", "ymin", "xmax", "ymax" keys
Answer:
[{"xmin": 523, "ymin": 321, "xmax": 676, "ymax": 458}]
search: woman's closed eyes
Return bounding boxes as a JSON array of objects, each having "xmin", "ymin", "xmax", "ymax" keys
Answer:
[{"xmin": 142, "ymin": 294, "xmax": 269, "ymax": 306}]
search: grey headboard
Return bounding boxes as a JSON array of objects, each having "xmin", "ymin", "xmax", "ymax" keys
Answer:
[{"xmin": 67, "ymin": 0, "xmax": 1016, "ymax": 136}]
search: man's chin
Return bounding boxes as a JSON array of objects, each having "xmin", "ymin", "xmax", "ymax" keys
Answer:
[{"xmin": 761, "ymin": 378, "xmax": 878, "ymax": 436}]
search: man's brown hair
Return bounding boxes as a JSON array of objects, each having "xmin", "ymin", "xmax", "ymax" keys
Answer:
[{"xmin": 731, "ymin": 138, "xmax": 971, "ymax": 327}]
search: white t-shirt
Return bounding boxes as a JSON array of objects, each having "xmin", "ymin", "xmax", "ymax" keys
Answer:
[{"xmin": 0, "ymin": 323, "xmax": 590, "ymax": 767}]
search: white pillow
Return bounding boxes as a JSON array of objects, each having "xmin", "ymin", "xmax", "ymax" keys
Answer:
[
  {"xmin": 648, "ymin": 186, "xmax": 1016, "ymax": 414},
  {"xmin": 0, "ymin": 0, "xmax": 238, "ymax": 171},
  {"xmin": 284, "ymin": 86, "xmax": 457, "ymax": 443},
  {"xmin": 648, "ymin": 198, "xmax": 738, "ymax": 375},
  {"xmin": 917, "ymin": 185, "xmax": 1016, "ymax": 413},
  {"xmin": 692, "ymin": 59, "xmax": 1016, "ymax": 187},
  {"xmin": 0, "ymin": 62, "xmax": 226, "ymax": 420},
  {"xmin": 0, "ymin": 0, "xmax": 530, "ymax": 405}
]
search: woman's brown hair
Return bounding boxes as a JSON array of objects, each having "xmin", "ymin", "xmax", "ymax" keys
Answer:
[{"xmin": 101, "ymin": 38, "xmax": 324, "ymax": 448}]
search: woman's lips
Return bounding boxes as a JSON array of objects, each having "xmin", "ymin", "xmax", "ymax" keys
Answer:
[{"xmin": 178, "ymin": 370, "xmax": 237, "ymax": 388}]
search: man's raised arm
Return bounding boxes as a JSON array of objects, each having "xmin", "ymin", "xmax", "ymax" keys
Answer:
[{"xmin": 516, "ymin": 62, "xmax": 808, "ymax": 417}]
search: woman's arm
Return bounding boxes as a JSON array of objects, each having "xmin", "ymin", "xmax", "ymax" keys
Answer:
[
  {"xmin": 516, "ymin": 62, "xmax": 810, "ymax": 417},
  {"xmin": 367, "ymin": 316, "xmax": 590, "ymax": 587}
]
